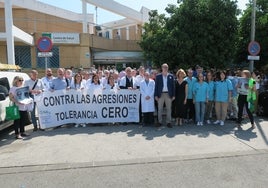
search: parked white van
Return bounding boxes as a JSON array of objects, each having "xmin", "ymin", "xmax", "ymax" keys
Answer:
[{"xmin": 0, "ymin": 70, "xmax": 30, "ymax": 131}]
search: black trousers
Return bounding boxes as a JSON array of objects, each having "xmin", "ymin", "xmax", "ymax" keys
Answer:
[
  {"xmin": 139, "ymin": 96, "xmax": 142, "ymax": 123},
  {"xmin": 237, "ymin": 95, "xmax": 254, "ymax": 124},
  {"xmin": 186, "ymin": 99, "xmax": 195, "ymax": 120},
  {"xmin": 14, "ymin": 110, "xmax": 28, "ymax": 135},
  {"xmin": 143, "ymin": 112, "xmax": 154, "ymax": 124}
]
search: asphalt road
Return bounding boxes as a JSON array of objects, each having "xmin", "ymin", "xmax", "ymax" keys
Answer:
[{"xmin": 0, "ymin": 116, "xmax": 268, "ymax": 187}]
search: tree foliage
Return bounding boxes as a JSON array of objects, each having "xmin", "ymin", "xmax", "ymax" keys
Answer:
[
  {"xmin": 139, "ymin": 10, "xmax": 175, "ymax": 68},
  {"xmin": 139, "ymin": 0, "xmax": 239, "ymax": 70}
]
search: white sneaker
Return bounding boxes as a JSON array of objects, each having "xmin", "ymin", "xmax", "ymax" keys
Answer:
[
  {"xmin": 220, "ymin": 121, "xmax": 224, "ymax": 126},
  {"xmin": 197, "ymin": 122, "xmax": 200, "ymax": 126},
  {"xmin": 75, "ymin": 124, "xmax": 79, "ymax": 128},
  {"xmin": 200, "ymin": 122, "xmax": 203, "ymax": 126},
  {"xmin": 81, "ymin": 123, "xmax": 86, "ymax": 128},
  {"xmin": 206, "ymin": 120, "xmax": 211, "ymax": 124},
  {"xmin": 214, "ymin": 120, "xmax": 220, "ymax": 124}
]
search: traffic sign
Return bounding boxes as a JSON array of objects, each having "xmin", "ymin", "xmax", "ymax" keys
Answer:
[
  {"xmin": 248, "ymin": 41, "xmax": 261, "ymax": 56},
  {"xmin": 248, "ymin": 55, "xmax": 260, "ymax": 61},
  {"xmin": 38, "ymin": 52, "xmax": 53, "ymax": 57},
  {"xmin": 37, "ymin": 36, "xmax": 53, "ymax": 52}
]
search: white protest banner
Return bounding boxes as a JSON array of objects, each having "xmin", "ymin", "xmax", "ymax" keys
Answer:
[{"xmin": 37, "ymin": 89, "xmax": 140, "ymax": 129}]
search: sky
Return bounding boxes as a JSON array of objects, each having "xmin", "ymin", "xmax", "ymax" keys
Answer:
[{"xmin": 38, "ymin": 0, "xmax": 249, "ymax": 24}]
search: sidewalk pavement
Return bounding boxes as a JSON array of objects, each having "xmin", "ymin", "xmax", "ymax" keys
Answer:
[{"xmin": 0, "ymin": 117, "xmax": 267, "ymax": 171}]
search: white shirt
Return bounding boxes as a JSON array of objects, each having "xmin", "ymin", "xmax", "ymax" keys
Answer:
[
  {"xmin": 162, "ymin": 75, "xmax": 168, "ymax": 92},
  {"xmin": 41, "ymin": 76, "xmax": 54, "ymax": 91}
]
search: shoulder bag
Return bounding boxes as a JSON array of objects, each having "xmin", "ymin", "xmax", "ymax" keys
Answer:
[{"xmin": 5, "ymin": 103, "xmax": 20, "ymax": 120}]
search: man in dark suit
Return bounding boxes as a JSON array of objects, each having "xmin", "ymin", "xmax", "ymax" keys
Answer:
[{"xmin": 154, "ymin": 63, "xmax": 175, "ymax": 128}]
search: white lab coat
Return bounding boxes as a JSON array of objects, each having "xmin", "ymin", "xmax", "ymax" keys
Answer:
[{"xmin": 140, "ymin": 79, "xmax": 155, "ymax": 113}]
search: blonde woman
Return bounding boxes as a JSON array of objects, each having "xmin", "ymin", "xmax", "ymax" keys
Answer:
[
  {"xmin": 9, "ymin": 76, "xmax": 30, "ymax": 139},
  {"xmin": 236, "ymin": 70, "xmax": 255, "ymax": 128},
  {"xmin": 174, "ymin": 69, "xmax": 188, "ymax": 126}
]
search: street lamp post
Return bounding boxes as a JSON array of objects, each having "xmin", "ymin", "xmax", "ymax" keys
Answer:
[{"xmin": 249, "ymin": 0, "xmax": 257, "ymax": 72}]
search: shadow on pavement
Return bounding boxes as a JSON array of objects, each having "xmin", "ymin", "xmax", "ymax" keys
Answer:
[
  {"xmin": 231, "ymin": 117, "xmax": 266, "ymax": 143},
  {"xmin": 255, "ymin": 117, "xmax": 268, "ymax": 145},
  {"xmin": 1, "ymin": 117, "xmax": 267, "ymax": 147}
]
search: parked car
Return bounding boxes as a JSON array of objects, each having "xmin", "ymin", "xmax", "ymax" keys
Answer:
[{"xmin": 0, "ymin": 71, "xmax": 30, "ymax": 131}]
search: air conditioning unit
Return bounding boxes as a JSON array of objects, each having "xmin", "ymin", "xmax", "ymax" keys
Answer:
[{"xmin": 95, "ymin": 26, "xmax": 102, "ymax": 31}]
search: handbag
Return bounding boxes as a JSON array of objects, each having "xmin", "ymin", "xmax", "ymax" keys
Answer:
[{"xmin": 5, "ymin": 104, "xmax": 20, "ymax": 120}]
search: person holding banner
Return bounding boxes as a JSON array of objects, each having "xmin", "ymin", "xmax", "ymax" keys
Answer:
[
  {"xmin": 70, "ymin": 73, "xmax": 86, "ymax": 90},
  {"xmin": 50, "ymin": 68, "xmax": 70, "ymax": 91},
  {"xmin": 70, "ymin": 73, "xmax": 87, "ymax": 128},
  {"xmin": 101, "ymin": 69, "xmax": 110, "ymax": 86},
  {"xmin": 65, "ymin": 69, "xmax": 73, "ymax": 88},
  {"xmin": 154, "ymin": 63, "xmax": 175, "ymax": 128},
  {"xmin": 9, "ymin": 76, "xmax": 31, "ymax": 139},
  {"xmin": 111, "ymin": 71, "xmax": 120, "ymax": 84},
  {"xmin": 119, "ymin": 67, "xmax": 137, "ymax": 90},
  {"xmin": 119, "ymin": 67, "xmax": 138, "ymax": 125},
  {"xmin": 24, "ymin": 69, "xmax": 44, "ymax": 131},
  {"xmin": 140, "ymin": 71, "xmax": 155, "ymax": 126},
  {"xmin": 104, "ymin": 75, "xmax": 120, "ymax": 90},
  {"xmin": 41, "ymin": 68, "xmax": 54, "ymax": 91},
  {"xmin": 89, "ymin": 73, "xmax": 103, "ymax": 90},
  {"xmin": 49, "ymin": 68, "xmax": 71, "ymax": 129}
]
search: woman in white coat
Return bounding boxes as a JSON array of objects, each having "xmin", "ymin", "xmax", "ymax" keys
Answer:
[{"xmin": 140, "ymin": 72, "xmax": 155, "ymax": 125}]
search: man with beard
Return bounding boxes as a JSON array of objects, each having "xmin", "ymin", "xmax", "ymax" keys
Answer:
[{"xmin": 41, "ymin": 68, "xmax": 54, "ymax": 91}]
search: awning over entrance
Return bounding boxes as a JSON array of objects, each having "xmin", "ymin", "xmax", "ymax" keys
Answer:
[{"xmin": 93, "ymin": 51, "xmax": 144, "ymax": 64}]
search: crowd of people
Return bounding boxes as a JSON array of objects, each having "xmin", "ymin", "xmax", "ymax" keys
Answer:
[{"xmin": 9, "ymin": 63, "xmax": 267, "ymax": 139}]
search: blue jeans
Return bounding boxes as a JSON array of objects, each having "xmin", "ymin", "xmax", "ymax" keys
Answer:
[
  {"xmin": 195, "ymin": 102, "xmax": 206, "ymax": 122},
  {"xmin": 30, "ymin": 102, "xmax": 38, "ymax": 128}
]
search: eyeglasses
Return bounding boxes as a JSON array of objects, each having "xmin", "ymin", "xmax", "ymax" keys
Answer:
[{"xmin": 18, "ymin": 79, "xmax": 24, "ymax": 82}]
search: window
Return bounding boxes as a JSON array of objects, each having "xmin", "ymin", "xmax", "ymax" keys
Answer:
[
  {"xmin": 36, "ymin": 46, "xmax": 59, "ymax": 68},
  {"xmin": 15, "ymin": 46, "xmax": 31, "ymax": 68}
]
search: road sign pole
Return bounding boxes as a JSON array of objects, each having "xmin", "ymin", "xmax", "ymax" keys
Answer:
[
  {"xmin": 45, "ymin": 57, "xmax": 48, "ymax": 71},
  {"xmin": 249, "ymin": 0, "xmax": 257, "ymax": 72}
]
